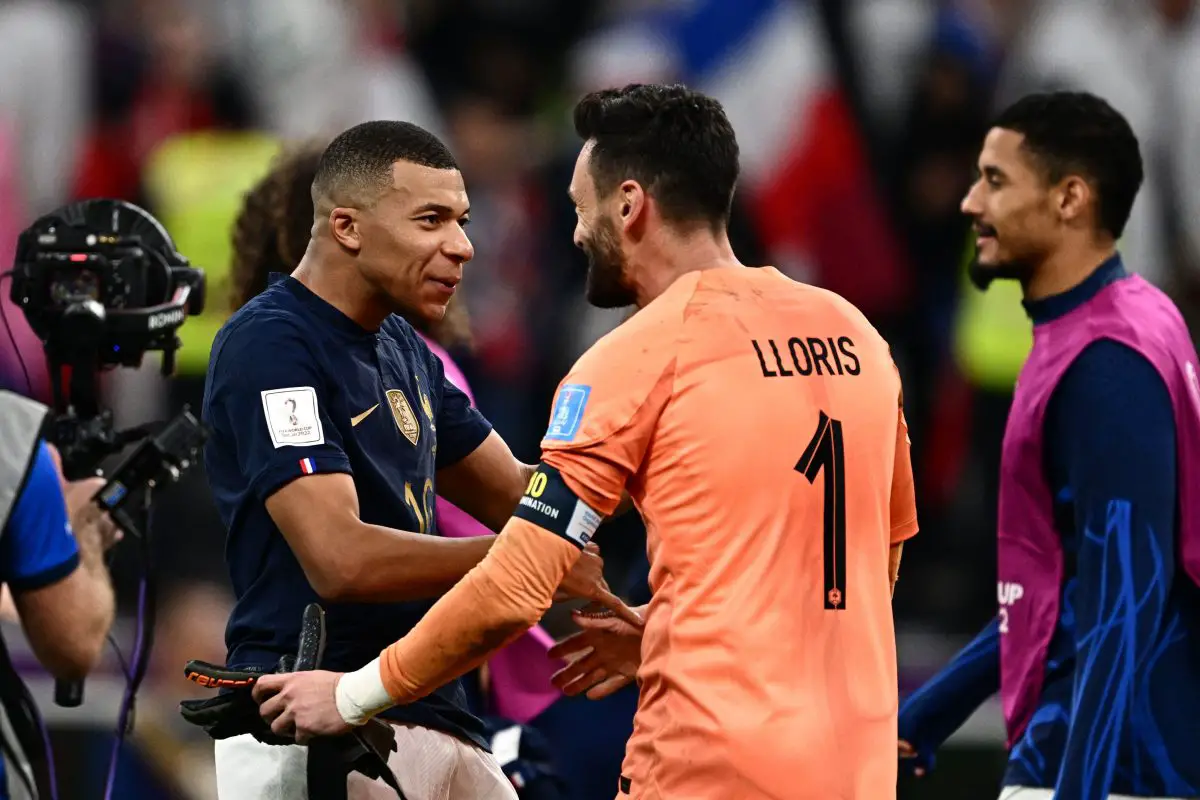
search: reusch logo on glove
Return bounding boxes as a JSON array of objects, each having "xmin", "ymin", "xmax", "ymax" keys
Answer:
[{"xmin": 185, "ymin": 670, "xmax": 257, "ymax": 689}]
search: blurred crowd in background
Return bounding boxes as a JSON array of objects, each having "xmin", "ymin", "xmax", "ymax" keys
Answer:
[{"xmin": 1, "ymin": 0, "xmax": 1199, "ymax": 797}]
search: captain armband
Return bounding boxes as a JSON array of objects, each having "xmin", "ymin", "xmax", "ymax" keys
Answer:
[{"xmin": 512, "ymin": 463, "xmax": 603, "ymax": 549}]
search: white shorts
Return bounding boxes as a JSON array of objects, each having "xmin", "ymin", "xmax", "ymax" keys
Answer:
[
  {"xmin": 999, "ymin": 788, "xmax": 1187, "ymax": 800},
  {"xmin": 214, "ymin": 722, "xmax": 518, "ymax": 800}
]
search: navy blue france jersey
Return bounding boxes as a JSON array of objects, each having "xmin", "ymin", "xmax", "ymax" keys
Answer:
[
  {"xmin": 203, "ymin": 274, "xmax": 493, "ymax": 747},
  {"xmin": 899, "ymin": 260, "xmax": 1200, "ymax": 798}
]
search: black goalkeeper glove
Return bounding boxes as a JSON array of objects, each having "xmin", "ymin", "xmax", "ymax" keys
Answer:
[
  {"xmin": 178, "ymin": 604, "xmax": 406, "ymax": 798},
  {"xmin": 178, "ymin": 656, "xmax": 298, "ymax": 745},
  {"xmin": 179, "ymin": 600, "xmax": 327, "ymax": 745}
]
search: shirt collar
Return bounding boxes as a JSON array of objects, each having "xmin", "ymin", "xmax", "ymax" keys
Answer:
[
  {"xmin": 271, "ymin": 272, "xmax": 377, "ymax": 339},
  {"xmin": 1022, "ymin": 254, "xmax": 1128, "ymax": 326}
]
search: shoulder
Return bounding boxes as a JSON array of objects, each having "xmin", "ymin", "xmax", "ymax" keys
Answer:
[
  {"xmin": 1055, "ymin": 339, "xmax": 1171, "ymax": 429},
  {"xmin": 214, "ymin": 290, "xmax": 313, "ymax": 361},
  {"xmin": 1064, "ymin": 339, "xmax": 1162, "ymax": 392},
  {"xmin": 568, "ymin": 274, "xmax": 695, "ymax": 381},
  {"xmin": 207, "ymin": 289, "xmax": 328, "ymax": 390}
]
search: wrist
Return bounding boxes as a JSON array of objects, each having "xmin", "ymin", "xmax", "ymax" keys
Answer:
[{"xmin": 334, "ymin": 657, "xmax": 394, "ymax": 726}]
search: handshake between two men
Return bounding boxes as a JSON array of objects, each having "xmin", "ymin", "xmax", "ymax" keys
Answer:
[{"xmin": 179, "ymin": 540, "xmax": 642, "ymax": 794}]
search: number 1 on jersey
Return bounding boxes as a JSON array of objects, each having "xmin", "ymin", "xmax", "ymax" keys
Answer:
[{"xmin": 796, "ymin": 411, "xmax": 847, "ymax": 610}]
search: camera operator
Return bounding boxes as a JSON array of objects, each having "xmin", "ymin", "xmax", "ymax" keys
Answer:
[{"xmin": 0, "ymin": 389, "xmax": 120, "ymax": 800}]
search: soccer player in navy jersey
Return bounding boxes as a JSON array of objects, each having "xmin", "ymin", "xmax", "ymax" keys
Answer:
[
  {"xmin": 897, "ymin": 92, "xmax": 1200, "ymax": 800},
  {"xmin": 199, "ymin": 121, "xmax": 626, "ymax": 799}
]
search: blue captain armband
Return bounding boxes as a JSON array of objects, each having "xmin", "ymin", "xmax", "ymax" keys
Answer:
[{"xmin": 512, "ymin": 464, "xmax": 603, "ymax": 548}]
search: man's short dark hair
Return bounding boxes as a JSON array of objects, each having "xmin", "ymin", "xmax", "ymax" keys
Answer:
[
  {"xmin": 313, "ymin": 120, "xmax": 458, "ymax": 206},
  {"xmin": 992, "ymin": 91, "xmax": 1143, "ymax": 240},
  {"xmin": 573, "ymin": 83, "xmax": 740, "ymax": 228}
]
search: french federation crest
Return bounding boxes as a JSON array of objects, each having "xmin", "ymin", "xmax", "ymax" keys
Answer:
[{"xmin": 386, "ymin": 389, "xmax": 420, "ymax": 446}]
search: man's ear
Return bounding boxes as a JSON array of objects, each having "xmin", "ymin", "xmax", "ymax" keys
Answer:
[
  {"xmin": 618, "ymin": 180, "xmax": 646, "ymax": 233},
  {"xmin": 329, "ymin": 208, "xmax": 363, "ymax": 253},
  {"xmin": 1056, "ymin": 175, "xmax": 1092, "ymax": 227}
]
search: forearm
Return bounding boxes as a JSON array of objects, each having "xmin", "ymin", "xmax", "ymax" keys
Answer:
[
  {"xmin": 76, "ymin": 541, "xmax": 115, "ymax": 650},
  {"xmin": 337, "ymin": 521, "xmax": 579, "ymax": 722},
  {"xmin": 899, "ymin": 617, "xmax": 1000, "ymax": 750},
  {"xmin": 380, "ymin": 521, "xmax": 578, "ymax": 701},
  {"xmin": 321, "ymin": 523, "xmax": 496, "ymax": 603}
]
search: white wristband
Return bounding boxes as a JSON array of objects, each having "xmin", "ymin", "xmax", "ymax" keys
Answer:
[{"xmin": 335, "ymin": 657, "xmax": 394, "ymax": 726}]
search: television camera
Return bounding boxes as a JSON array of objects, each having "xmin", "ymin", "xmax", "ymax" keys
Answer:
[{"xmin": 6, "ymin": 199, "xmax": 209, "ymax": 761}]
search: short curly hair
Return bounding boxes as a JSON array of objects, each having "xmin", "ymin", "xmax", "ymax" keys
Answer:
[
  {"xmin": 991, "ymin": 91, "xmax": 1143, "ymax": 240},
  {"xmin": 573, "ymin": 83, "xmax": 740, "ymax": 228},
  {"xmin": 228, "ymin": 141, "xmax": 474, "ymax": 351}
]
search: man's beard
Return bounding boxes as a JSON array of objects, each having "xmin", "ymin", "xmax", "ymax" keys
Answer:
[
  {"xmin": 967, "ymin": 255, "xmax": 1034, "ymax": 291},
  {"xmin": 583, "ymin": 218, "xmax": 635, "ymax": 308}
]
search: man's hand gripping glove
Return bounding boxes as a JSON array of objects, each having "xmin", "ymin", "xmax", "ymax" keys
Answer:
[{"xmin": 179, "ymin": 604, "xmax": 404, "ymax": 796}]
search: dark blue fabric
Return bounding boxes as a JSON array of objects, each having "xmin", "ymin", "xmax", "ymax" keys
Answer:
[
  {"xmin": 203, "ymin": 274, "xmax": 492, "ymax": 748},
  {"xmin": 897, "ymin": 617, "xmax": 999, "ymax": 776},
  {"xmin": 1004, "ymin": 336, "xmax": 1200, "ymax": 798},
  {"xmin": 899, "ymin": 256, "xmax": 1200, "ymax": 796}
]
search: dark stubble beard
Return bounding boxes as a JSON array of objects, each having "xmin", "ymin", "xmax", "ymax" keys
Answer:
[
  {"xmin": 583, "ymin": 215, "xmax": 636, "ymax": 309},
  {"xmin": 967, "ymin": 255, "xmax": 1036, "ymax": 291}
]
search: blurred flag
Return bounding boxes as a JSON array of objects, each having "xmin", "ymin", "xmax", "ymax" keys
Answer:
[{"xmin": 638, "ymin": 0, "xmax": 910, "ymax": 318}]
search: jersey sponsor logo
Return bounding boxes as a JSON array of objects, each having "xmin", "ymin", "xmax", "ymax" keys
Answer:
[
  {"xmin": 261, "ymin": 386, "xmax": 325, "ymax": 448},
  {"xmin": 544, "ymin": 384, "xmax": 590, "ymax": 442},
  {"xmin": 386, "ymin": 389, "xmax": 420, "ymax": 446},
  {"xmin": 350, "ymin": 404, "xmax": 379, "ymax": 427},
  {"xmin": 997, "ymin": 580, "xmax": 1025, "ymax": 634},
  {"xmin": 751, "ymin": 336, "xmax": 860, "ymax": 378}
]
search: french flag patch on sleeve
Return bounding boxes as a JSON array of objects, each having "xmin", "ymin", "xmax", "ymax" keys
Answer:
[{"xmin": 299, "ymin": 457, "xmax": 315, "ymax": 475}]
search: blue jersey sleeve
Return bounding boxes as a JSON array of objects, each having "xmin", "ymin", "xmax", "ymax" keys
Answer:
[
  {"xmin": 898, "ymin": 616, "xmax": 1000, "ymax": 772},
  {"xmin": 432, "ymin": 364, "xmax": 493, "ymax": 471},
  {"xmin": 0, "ymin": 441, "xmax": 79, "ymax": 592},
  {"xmin": 1047, "ymin": 340, "xmax": 1177, "ymax": 800},
  {"xmin": 205, "ymin": 317, "xmax": 352, "ymax": 502}
]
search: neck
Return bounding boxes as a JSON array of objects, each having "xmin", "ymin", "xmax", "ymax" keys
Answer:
[
  {"xmin": 1022, "ymin": 239, "xmax": 1118, "ymax": 302},
  {"xmin": 631, "ymin": 226, "xmax": 742, "ymax": 308},
  {"xmin": 293, "ymin": 245, "xmax": 390, "ymax": 331}
]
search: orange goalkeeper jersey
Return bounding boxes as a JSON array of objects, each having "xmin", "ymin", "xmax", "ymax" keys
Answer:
[{"xmin": 540, "ymin": 266, "xmax": 918, "ymax": 800}]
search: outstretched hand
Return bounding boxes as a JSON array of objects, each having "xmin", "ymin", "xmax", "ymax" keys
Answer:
[
  {"xmin": 547, "ymin": 607, "xmax": 645, "ymax": 699},
  {"xmin": 554, "ymin": 543, "xmax": 644, "ymax": 628}
]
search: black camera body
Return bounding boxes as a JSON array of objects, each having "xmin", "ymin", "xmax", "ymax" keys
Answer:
[
  {"xmin": 10, "ymin": 198, "xmax": 206, "ymax": 377},
  {"xmin": 8, "ymin": 199, "xmax": 207, "ymax": 479},
  {"xmin": 6, "ymin": 198, "xmax": 210, "ymax": 712}
]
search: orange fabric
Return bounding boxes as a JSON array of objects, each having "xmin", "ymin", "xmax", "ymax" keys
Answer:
[
  {"xmin": 379, "ymin": 519, "xmax": 580, "ymax": 703},
  {"xmin": 541, "ymin": 267, "xmax": 918, "ymax": 800}
]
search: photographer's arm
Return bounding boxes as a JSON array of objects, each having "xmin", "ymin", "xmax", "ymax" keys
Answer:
[{"xmin": 5, "ymin": 445, "xmax": 116, "ymax": 681}]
